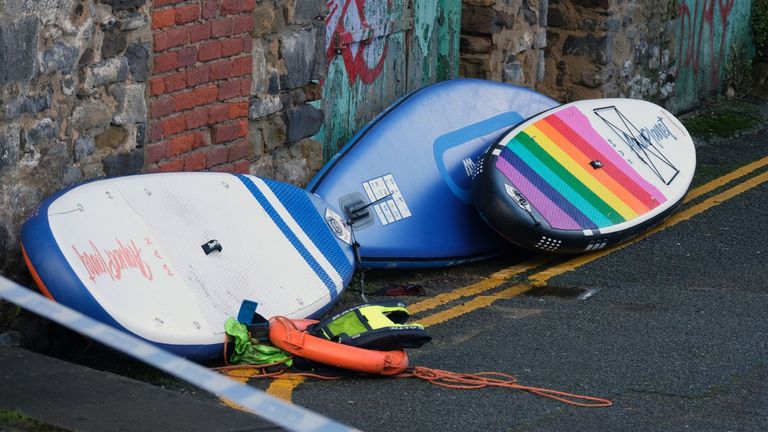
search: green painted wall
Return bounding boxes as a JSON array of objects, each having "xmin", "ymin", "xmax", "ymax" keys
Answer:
[
  {"xmin": 318, "ymin": 0, "xmax": 461, "ymax": 161},
  {"xmin": 671, "ymin": 0, "xmax": 754, "ymax": 112}
]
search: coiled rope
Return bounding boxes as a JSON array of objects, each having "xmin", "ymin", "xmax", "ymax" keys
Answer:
[{"xmin": 216, "ymin": 363, "xmax": 612, "ymax": 407}]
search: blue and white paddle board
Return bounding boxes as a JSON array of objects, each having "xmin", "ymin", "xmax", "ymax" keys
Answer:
[
  {"xmin": 21, "ymin": 173, "xmax": 356, "ymax": 362},
  {"xmin": 308, "ymin": 79, "xmax": 559, "ymax": 268}
]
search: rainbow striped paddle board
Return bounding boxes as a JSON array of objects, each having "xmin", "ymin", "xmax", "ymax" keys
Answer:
[{"xmin": 473, "ymin": 98, "xmax": 696, "ymax": 253}]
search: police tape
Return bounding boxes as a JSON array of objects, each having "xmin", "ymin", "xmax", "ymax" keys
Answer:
[{"xmin": 0, "ymin": 275, "xmax": 356, "ymax": 432}]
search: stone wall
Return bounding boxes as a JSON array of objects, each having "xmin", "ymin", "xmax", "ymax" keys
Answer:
[
  {"xmin": 541, "ymin": 0, "xmax": 678, "ymax": 104},
  {"xmin": 0, "ymin": 0, "xmax": 151, "ymax": 278},
  {"xmin": 247, "ymin": 0, "xmax": 326, "ymax": 186},
  {"xmin": 460, "ymin": 0, "xmax": 549, "ymax": 88},
  {"xmin": 146, "ymin": 0, "xmax": 254, "ymax": 173}
]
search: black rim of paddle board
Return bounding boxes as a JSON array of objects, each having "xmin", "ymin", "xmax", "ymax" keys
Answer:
[{"xmin": 473, "ymin": 106, "xmax": 689, "ymax": 254}]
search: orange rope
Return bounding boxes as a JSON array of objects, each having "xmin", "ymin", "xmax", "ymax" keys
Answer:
[
  {"xmin": 214, "ymin": 363, "xmax": 612, "ymax": 407},
  {"xmin": 217, "ymin": 322, "xmax": 610, "ymax": 407},
  {"xmin": 396, "ymin": 367, "xmax": 613, "ymax": 408}
]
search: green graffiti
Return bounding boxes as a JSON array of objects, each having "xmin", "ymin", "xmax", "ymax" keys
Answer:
[{"xmin": 671, "ymin": 0, "xmax": 754, "ymax": 112}]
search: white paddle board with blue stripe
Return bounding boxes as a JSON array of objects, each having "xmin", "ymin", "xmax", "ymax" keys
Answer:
[{"xmin": 21, "ymin": 173, "xmax": 356, "ymax": 362}]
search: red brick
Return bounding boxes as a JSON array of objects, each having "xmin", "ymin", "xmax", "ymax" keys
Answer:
[
  {"xmin": 152, "ymin": 9, "xmax": 176, "ymax": 29},
  {"xmin": 151, "ymin": 122, "xmax": 164, "ymax": 141},
  {"xmin": 195, "ymin": 84, "xmax": 219, "ymax": 105},
  {"xmin": 186, "ymin": 65, "xmax": 210, "ymax": 86},
  {"xmin": 220, "ymin": 0, "xmax": 241, "ymax": 14},
  {"xmin": 221, "ymin": 36, "xmax": 245, "ymax": 57},
  {"xmin": 154, "ymin": 51, "xmax": 178, "ymax": 73},
  {"xmin": 206, "ymin": 146, "xmax": 229, "ymax": 168},
  {"xmin": 150, "ymin": 97, "xmax": 174, "ymax": 118},
  {"xmin": 189, "ymin": 23, "xmax": 212, "ymax": 43},
  {"xmin": 177, "ymin": 46, "xmax": 198, "ymax": 68},
  {"xmin": 154, "ymin": 32, "xmax": 169, "ymax": 52},
  {"xmin": 209, "ymin": 60, "xmax": 233, "ymax": 80},
  {"xmin": 158, "ymin": 158, "xmax": 185, "ymax": 172},
  {"xmin": 211, "ymin": 119, "xmax": 247, "ymax": 144},
  {"xmin": 175, "ymin": 4, "xmax": 201, "ymax": 25},
  {"xmin": 164, "ymin": 71, "xmax": 187, "ymax": 93},
  {"xmin": 211, "ymin": 159, "xmax": 251, "ymax": 173},
  {"xmin": 173, "ymin": 90, "xmax": 197, "ymax": 112},
  {"xmin": 168, "ymin": 133, "xmax": 197, "ymax": 157},
  {"xmin": 202, "ymin": 0, "xmax": 219, "ymax": 19},
  {"xmin": 210, "ymin": 163, "xmax": 232, "ymax": 173},
  {"xmin": 225, "ymin": 0, "xmax": 255, "ymax": 14},
  {"xmin": 211, "ymin": 18, "xmax": 234, "ymax": 37},
  {"xmin": 231, "ymin": 56, "xmax": 251, "ymax": 77},
  {"xmin": 242, "ymin": 35, "xmax": 253, "ymax": 53},
  {"xmin": 230, "ymin": 160, "xmax": 250, "ymax": 173},
  {"xmin": 233, "ymin": 15, "xmax": 254, "ymax": 35},
  {"xmin": 217, "ymin": 80, "xmax": 241, "ymax": 101},
  {"xmin": 229, "ymin": 101, "xmax": 249, "ymax": 119},
  {"xmin": 184, "ymin": 151, "xmax": 207, "ymax": 171},
  {"xmin": 217, "ymin": 77, "xmax": 251, "ymax": 101},
  {"xmin": 185, "ymin": 108, "xmax": 209, "ymax": 130},
  {"xmin": 155, "ymin": 0, "xmax": 184, "ymax": 6},
  {"xmin": 149, "ymin": 76, "xmax": 167, "ymax": 96},
  {"xmin": 167, "ymin": 27, "xmax": 189, "ymax": 48},
  {"xmin": 239, "ymin": 77, "xmax": 252, "ymax": 95},
  {"xmin": 145, "ymin": 143, "xmax": 167, "ymax": 164},
  {"xmin": 207, "ymin": 103, "xmax": 230, "ymax": 124},
  {"xmin": 198, "ymin": 40, "xmax": 222, "ymax": 62},
  {"xmin": 227, "ymin": 138, "xmax": 251, "ymax": 161},
  {"xmin": 162, "ymin": 115, "xmax": 187, "ymax": 137}
]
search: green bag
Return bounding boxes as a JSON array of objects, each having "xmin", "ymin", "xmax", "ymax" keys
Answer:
[{"xmin": 225, "ymin": 318, "xmax": 292, "ymax": 366}]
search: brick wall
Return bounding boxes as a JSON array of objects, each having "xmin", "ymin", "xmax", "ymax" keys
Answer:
[{"xmin": 146, "ymin": 0, "xmax": 255, "ymax": 173}]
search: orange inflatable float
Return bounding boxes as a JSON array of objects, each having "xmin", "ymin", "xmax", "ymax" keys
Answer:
[{"xmin": 268, "ymin": 316, "xmax": 409, "ymax": 375}]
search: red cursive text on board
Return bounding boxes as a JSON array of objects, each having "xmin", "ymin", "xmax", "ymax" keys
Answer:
[{"xmin": 72, "ymin": 239, "xmax": 154, "ymax": 282}]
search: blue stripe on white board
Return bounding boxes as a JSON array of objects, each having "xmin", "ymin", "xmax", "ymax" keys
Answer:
[
  {"xmin": 259, "ymin": 177, "xmax": 354, "ymax": 280},
  {"xmin": 234, "ymin": 174, "xmax": 338, "ymax": 297}
]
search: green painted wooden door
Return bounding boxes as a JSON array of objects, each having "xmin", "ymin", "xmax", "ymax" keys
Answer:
[{"xmin": 319, "ymin": 0, "xmax": 461, "ymax": 160}]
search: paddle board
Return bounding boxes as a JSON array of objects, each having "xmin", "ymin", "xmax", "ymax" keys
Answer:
[
  {"xmin": 21, "ymin": 173, "xmax": 356, "ymax": 362},
  {"xmin": 308, "ymin": 78, "xmax": 559, "ymax": 268},
  {"xmin": 473, "ymin": 98, "xmax": 696, "ymax": 253}
]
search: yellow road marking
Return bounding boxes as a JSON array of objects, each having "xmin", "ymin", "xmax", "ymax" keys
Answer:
[
  {"xmin": 266, "ymin": 158, "xmax": 768, "ymax": 403},
  {"xmin": 266, "ymin": 375, "xmax": 305, "ymax": 402},
  {"xmin": 529, "ymin": 169, "xmax": 768, "ymax": 286},
  {"xmin": 411, "ymin": 155, "xmax": 768, "ymax": 318},
  {"xmin": 408, "ymin": 256, "xmax": 552, "ymax": 314},
  {"xmin": 419, "ymin": 285, "xmax": 530, "ymax": 327},
  {"xmin": 684, "ymin": 155, "xmax": 768, "ymax": 203}
]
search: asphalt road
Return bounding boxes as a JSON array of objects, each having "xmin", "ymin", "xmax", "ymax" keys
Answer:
[
  {"xmin": 4, "ymin": 97, "xmax": 766, "ymax": 432},
  {"xmin": 241, "ymin": 97, "xmax": 768, "ymax": 431}
]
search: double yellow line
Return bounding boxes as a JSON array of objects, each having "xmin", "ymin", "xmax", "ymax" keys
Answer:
[
  {"xmin": 262, "ymin": 154, "xmax": 768, "ymax": 402},
  {"xmin": 415, "ymin": 155, "xmax": 768, "ymax": 325}
]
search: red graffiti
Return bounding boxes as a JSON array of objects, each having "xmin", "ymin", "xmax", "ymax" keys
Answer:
[
  {"xmin": 72, "ymin": 239, "xmax": 154, "ymax": 283},
  {"xmin": 326, "ymin": 0, "xmax": 391, "ymax": 84},
  {"xmin": 677, "ymin": 0, "xmax": 736, "ymax": 86}
]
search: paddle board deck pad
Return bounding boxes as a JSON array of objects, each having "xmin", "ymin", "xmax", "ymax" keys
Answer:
[
  {"xmin": 473, "ymin": 98, "xmax": 696, "ymax": 254},
  {"xmin": 21, "ymin": 173, "xmax": 356, "ymax": 362},
  {"xmin": 308, "ymin": 78, "xmax": 559, "ymax": 268}
]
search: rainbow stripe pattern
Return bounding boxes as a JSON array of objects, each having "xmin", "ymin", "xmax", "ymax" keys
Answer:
[{"xmin": 495, "ymin": 106, "xmax": 666, "ymax": 231}]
